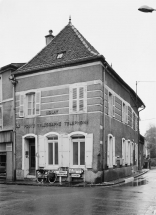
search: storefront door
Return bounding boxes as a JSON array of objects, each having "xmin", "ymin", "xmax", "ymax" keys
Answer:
[{"xmin": 29, "ymin": 140, "xmax": 35, "ymax": 175}]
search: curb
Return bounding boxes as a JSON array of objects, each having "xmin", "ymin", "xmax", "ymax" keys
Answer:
[{"xmin": 0, "ymin": 170, "xmax": 149, "ymax": 187}]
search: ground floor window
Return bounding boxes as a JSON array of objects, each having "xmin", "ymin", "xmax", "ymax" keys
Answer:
[
  {"xmin": 48, "ymin": 135, "xmax": 58, "ymax": 165},
  {"xmin": 107, "ymin": 134, "xmax": 115, "ymax": 168},
  {"xmin": 72, "ymin": 136, "xmax": 85, "ymax": 166}
]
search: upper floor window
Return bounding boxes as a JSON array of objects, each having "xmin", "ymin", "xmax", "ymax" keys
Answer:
[
  {"xmin": 0, "ymin": 76, "xmax": 2, "ymax": 102},
  {"xmin": 19, "ymin": 91, "xmax": 41, "ymax": 118},
  {"xmin": 69, "ymin": 84, "xmax": 87, "ymax": 114},
  {"xmin": 0, "ymin": 106, "xmax": 2, "ymax": 130},
  {"xmin": 57, "ymin": 53, "xmax": 64, "ymax": 59}
]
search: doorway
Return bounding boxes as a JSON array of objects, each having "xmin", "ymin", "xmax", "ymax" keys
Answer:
[{"xmin": 29, "ymin": 139, "xmax": 35, "ymax": 175}]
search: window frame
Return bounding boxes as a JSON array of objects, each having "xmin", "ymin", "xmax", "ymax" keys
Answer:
[
  {"xmin": 107, "ymin": 134, "xmax": 115, "ymax": 168},
  {"xmin": 45, "ymin": 133, "xmax": 59, "ymax": 169},
  {"xmin": 19, "ymin": 90, "xmax": 41, "ymax": 118},
  {"xmin": 71, "ymin": 136, "xmax": 85, "ymax": 168},
  {"xmin": 69, "ymin": 83, "xmax": 87, "ymax": 114}
]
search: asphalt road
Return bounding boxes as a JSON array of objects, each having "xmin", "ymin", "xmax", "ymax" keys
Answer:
[{"xmin": 0, "ymin": 169, "xmax": 156, "ymax": 215}]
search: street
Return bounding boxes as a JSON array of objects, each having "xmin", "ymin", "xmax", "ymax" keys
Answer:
[{"xmin": 0, "ymin": 169, "xmax": 156, "ymax": 215}]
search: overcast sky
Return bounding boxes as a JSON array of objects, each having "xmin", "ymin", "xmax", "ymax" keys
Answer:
[{"xmin": 0, "ymin": 0, "xmax": 156, "ymax": 135}]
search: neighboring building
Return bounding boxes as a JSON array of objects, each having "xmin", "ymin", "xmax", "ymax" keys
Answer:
[
  {"xmin": 12, "ymin": 20, "xmax": 145, "ymax": 183},
  {"xmin": 0, "ymin": 63, "xmax": 24, "ymax": 180}
]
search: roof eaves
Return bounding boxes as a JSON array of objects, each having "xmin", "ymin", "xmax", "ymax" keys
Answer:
[
  {"xmin": 104, "ymin": 62, "xmax": 145, "ymax": 108},
  {"xmin": 13, "ymin": 55, "xmax": 104, "ymax": 76},
  {"xmin": 69, "ymin": 23, "xmax": 100, "ymax": 56}
]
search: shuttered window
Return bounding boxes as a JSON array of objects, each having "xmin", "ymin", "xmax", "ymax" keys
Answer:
[
  {"xmin": 19, "ymin": 91, "xmax": 41, "ymax": 117},
  {"xmin": 69, "ymin": 84, "xmax": 87, "ymax": 113},
  {"xmin": 107, "ymin": 134, "xmax": 115, "ymax": 168},
  {"xmin": 0, "ymin": 106, "xmax": 2, "ymax": 130}
]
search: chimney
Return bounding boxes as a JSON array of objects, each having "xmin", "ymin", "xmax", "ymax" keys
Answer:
[{"xmin": 45, "ymin": 30, "xmax": 54, "ymax": 45}]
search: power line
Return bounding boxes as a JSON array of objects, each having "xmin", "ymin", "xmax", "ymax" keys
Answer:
[{"xmin": 140, "ymin": 118, "xmax": 156, "ymax": 122}]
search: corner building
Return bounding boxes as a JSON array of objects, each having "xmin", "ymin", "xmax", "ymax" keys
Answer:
[{"xmin": 13, "ymin": 20, "xmax": 145, "ymax": 183}]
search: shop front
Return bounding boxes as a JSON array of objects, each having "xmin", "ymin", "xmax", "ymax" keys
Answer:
[{"xmin": 0, "ymin": 130, "xmax": 13, "ymax": 180}]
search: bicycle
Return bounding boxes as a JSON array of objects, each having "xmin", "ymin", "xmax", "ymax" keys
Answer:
[{"xmin": 36, "ymin": 169, "xmax": 57, "ymax": 184}]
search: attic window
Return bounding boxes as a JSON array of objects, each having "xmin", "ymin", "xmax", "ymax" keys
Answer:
[{"xmin": 57, "ymin": 53, "xmax": 64, "ymax": 59}]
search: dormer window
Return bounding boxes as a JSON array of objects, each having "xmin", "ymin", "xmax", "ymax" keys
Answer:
[{"xmin": 57, "ymin": 53, "xmax": 64, "ymax": 59}]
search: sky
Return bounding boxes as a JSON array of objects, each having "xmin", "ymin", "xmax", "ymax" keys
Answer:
[{"xmin": 0, "ymin": 0, "xmax": 156, "ymax": 135}]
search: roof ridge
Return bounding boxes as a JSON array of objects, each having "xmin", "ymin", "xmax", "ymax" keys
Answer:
[{"xmin": 69, "ymin": 23, "xmax": 100, "ymax": 56}]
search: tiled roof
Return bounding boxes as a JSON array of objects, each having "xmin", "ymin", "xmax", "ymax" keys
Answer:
[{"xmin": 15, "ymin": 21, "xmax": 101, "ymax": 74}]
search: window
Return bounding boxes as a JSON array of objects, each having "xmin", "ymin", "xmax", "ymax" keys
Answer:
[
  {"xmin": 27, "ymin": 93, "xmax": 35, "ymax": 116},
  {"xmin": 122, "ymin": 139, "xmax": 132, "ymax": 165},
  {"xmin": 48, "ymin": 135, "xmax": 58, "ymax": 165},
  {"xmin": 107, "ymin": 134, "xmax": 115, "ymax": 168},
  {"xmin": 19, "ymin": 91, "xmax": 41, "ymax": 117},
  {"xmin": 0, "ymin": 75, "xmax": 2, "ymax": 102},
  {"xmin": 0, "ymin": 106, "xmax": 2, "ymax": 130},
  {"xmin": 72, "ymin": 136, "xmax": 85, "ymax": 166},
  {"xmin": 122, "ymin": 138, "xmax": 126, "ymax": 165},
  {"xmin": 69, "ymin": 84, "xmax": 87, "ymax": 113},
  {"xmin": 57, "ymin": 53, "xmax": 64, "ymax": 59}
]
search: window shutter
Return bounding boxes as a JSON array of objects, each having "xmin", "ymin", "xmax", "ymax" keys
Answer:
[
  {"xmin": 85, "ymin": 133, "xmax": 93, "ymax": 168},
  {"xmin": 69, "ymin": 88, "xmax": 73, "ymax": 113},
  {"xmin": 122, "ymin": 139, "xmax": 125, "ymax": 165},
  {"xmin": 38, "ymin": 135, "xmax": 46, "ymax": 168},
  {"xmin": 125, "ymin": 140, "xmax": 128, "ymax": 164},
  {"xmin": 84, "ymin": 86, "xmax": 87, "ymax": 112},
  {"xmin": 131, "ymin": 142, "xmax": 133, "ymax": 165},
  {"xmin": 35, "ymin": 91, "xmax": 41, "ymax": 115},
  {"xmin": 113, "ymin": 136, "xmax": 116, "ymax": 165},
  {"xmin": 79, "ymin": 86, "xmax": 85, "ymax": 112},
  {"xmin": 72, "ymin": 88, "xmax": 77, "ymax": 112},
  {"xmin": 126, "ymin": 105, "xmax": 128, "ymax": 124},
  {"xmin": 0, "ymin": 106, "xmax": 2, "ymax": 130},
  {"xmin": 61, "ymin": 135, "xmax": 70, "ymax": 167},
  {"xmin": 107, "ymin": 135, "xmax": 110, "ymax": 167},
  {"xmin": 135, "ymin": 143, "xmax": 138, "ymax": 162},
  {"xmin": 122, "ymin": 103, "xmax": 124, "ymax": 122},
  {"xmin": 135, "ymin": 115, "xmax": 138, "ymax": 131},
  {"xmin": 113, "ymin": 95, "xmax": 115, "ymax": 117},
  {"xmin": 19, "ymin": 93, "xmax": 24, "ymax": 117}
]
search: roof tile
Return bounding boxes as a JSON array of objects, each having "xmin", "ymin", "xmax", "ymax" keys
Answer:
[{"xmin": 16, "ymin": 22, "xmax": 100, "ymax": 74}]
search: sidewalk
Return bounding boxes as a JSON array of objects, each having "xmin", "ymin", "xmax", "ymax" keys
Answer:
[{"xmin": 0, "ymin": 169, "xmax": 149, "ymax": 187}]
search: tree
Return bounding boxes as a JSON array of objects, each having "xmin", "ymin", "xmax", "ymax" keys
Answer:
[{"xmin": 145, "ymin": 125, "xmax": 156, "ymax": 158}]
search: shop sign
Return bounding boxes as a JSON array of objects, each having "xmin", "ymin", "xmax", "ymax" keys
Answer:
[
  {"xmin": 69, "ymin": 168, "xmax": 84, "ymax": 174},
  {"xmin": 71, "ymin": 174, "xmax": 81, "ymax": 178},
  {"xmin": 46, "ymin": 110, "xmax": 58, "ymax": 115},
  {"xmin": 55, "ymin": 170, "xmax": 67, "ymax": 177},
  {"xmin": 20, "ymin": 121, "xmax": 88, "ymax": 129}
]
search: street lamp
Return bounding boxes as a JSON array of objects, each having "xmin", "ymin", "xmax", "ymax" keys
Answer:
[{"xmin": 138, "ymin": 5, "xmax": 156, "ymax": 13}]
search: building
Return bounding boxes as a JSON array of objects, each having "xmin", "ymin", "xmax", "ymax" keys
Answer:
[
  {"xmin": 12, "ymin": 20, "xmax": 145, "ymax": 183},
  {"xmin": 0, "ymin": 63, "xmax": 24, "ymax": 180}
]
